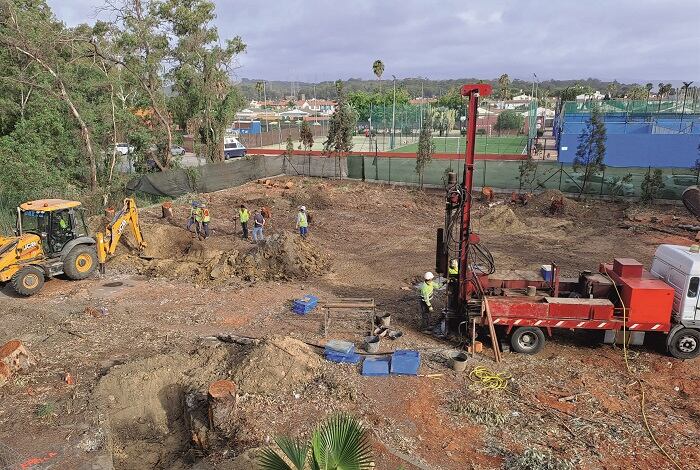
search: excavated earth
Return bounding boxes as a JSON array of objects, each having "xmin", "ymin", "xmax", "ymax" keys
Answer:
[{"xmin": 1, "ymin": 176, "xmax": 699, "ymax": 470}]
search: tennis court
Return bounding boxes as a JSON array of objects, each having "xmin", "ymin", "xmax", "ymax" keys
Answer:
[{"xmin": 394, "ymin": 135, "xmax": 526, "ymax": 155}]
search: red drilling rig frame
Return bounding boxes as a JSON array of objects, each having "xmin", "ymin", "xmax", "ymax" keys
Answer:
[{"xmin": 458, "ymin": 84, "xmax": 492, "ymax": 306}]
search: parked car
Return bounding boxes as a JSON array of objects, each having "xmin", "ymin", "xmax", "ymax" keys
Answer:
[
  {"xmin": 170, "ymin": 145, "xmax": 186, "ymax": 156},
  {"xmin": 115, "ymin": 143, "xmax": 134, "ymax": 155},
  {"xmin": 223, "ymin": 137, "xmax": 246, "ymax": 159},
  {"xmin": 659, "ymin": 174, "xmax": 697, "ymax": 200},
  {"xmin": 561, "ymin": 173, "xmax": 635, "ymax": 197}
]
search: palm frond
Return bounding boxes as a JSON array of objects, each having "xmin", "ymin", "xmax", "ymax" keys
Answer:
[
  {"xmin": 311, "ymin": 414, "xmax": 373, "ymax": 470},
  {"xmin": 275, "ymin": 436, "xmax": 309, "ymax": 470},
  {"xmin": 257, "ymin": 447, "xmax": 296, "ymax": 470}
]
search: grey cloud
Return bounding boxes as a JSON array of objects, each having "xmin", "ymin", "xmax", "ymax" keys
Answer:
[{"xmin": 47, "ymin": 0, "xmax": 700, "ymax": 82}]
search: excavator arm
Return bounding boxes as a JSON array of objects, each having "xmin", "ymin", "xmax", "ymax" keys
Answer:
[{"xmin": 96, "ymin": 198, "xmax": 147, "ymax": 272}]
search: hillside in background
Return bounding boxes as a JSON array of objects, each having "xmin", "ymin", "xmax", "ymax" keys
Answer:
[{"xmin": 236, "ymin": 76, "xmax": 646, "ymax": 101}]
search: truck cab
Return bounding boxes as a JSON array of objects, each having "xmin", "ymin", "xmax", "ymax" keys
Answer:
[
  {"xmin": 223, "ymin": 137, "xmax": 246, "ymax": 160},
  {"xmin": 650, "ymin": 244, "xmax": 700, "ymax": 327}
]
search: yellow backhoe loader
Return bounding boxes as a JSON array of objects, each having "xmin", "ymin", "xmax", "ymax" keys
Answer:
[{"xmin": 0, "ymin": 198, "xmax": 146, "ymax": 296}]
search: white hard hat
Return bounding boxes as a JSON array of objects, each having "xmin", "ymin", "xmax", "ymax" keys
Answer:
[
  {"xmin": 424, "ymin": 271, "xmax": 434, "ymax": 280},
  {"xmin": 300, "ymin": 206, "xmax": 306, "ymax": 211},
  {"xmin": 451, "ymin": 259, "xmax": 458, "ymax": 267}
]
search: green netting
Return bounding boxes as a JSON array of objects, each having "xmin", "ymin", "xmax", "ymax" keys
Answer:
[
  {"xmin": 562, "ymin": 99, "xmax": 700, "ymax": 116},
  {"xmin": 347, "ymin": 155, "xmax": 694, "ymax": 200}
]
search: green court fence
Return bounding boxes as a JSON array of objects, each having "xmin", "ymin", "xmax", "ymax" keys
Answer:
[{"xmin": 346, "ymin": 155, "xmax": 695, "ymax": 200}]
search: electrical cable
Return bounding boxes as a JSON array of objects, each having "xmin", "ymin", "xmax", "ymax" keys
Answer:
[
  {"xmin": 468, "ymin": 366, "xmax": 511, "ymax": 391},
  {"xmin": 603, "ymin": 273, "xmax": 683, "ymax": 470}
]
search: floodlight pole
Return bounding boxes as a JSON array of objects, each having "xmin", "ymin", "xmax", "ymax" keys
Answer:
[{"xmin": 391, "ymin": 75, "xmax": 397, "ymax": 150}]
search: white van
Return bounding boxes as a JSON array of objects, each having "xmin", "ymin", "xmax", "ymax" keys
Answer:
[{"xmin": 223, "ymin": 137, "xmax": 246, "ymax": 159}]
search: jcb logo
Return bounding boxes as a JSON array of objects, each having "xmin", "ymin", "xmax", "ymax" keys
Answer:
[
  {"xmin": 23, "ymin": 241, "xmax": 38, "ymax": 251},
  {"xmin": 118, "ymin": 220, "xmax": 128, "ymax": 234}
]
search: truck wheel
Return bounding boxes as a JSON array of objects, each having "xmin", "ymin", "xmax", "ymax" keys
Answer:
[
  {"xmin": 11, "ymin": 266, "xmax": 45, "ymax": 296},
  {"xmin": 511, "ymin": 327, "xmax": 546, "ymax": 354},
  {"xmin": 64, "ymin": 245, "xmax": 98, "ymax": 280},
  {"xmin": 668, "ymin": 328, "xmax": 700, "ymax": 359}
]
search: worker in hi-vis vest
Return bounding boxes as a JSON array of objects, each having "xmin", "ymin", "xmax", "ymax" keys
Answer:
[
  {"xmin": 200, "ymin": 203, "xmax": 211, "ymax": 239},
  {"xmin": 239, "ymin": 204, "xmax": 250, "ymax": 239},
  {"xmin": 296, "ymin": 205, "xmax": 309, "ymax": 239},
  {"xmin": 418, "ymin": 271, "xmax": 438, "ymax": 331}
]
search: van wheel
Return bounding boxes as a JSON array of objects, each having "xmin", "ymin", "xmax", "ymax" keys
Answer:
[
  {"xmin": 668, "ymin": 328, "xmax": 700, "ymax": 359},
  {"xmin": 511, "ymin": 327, "xmax": 545, "ymax": 354},
  {"xmin": 11, "ymin": 266, "xmax": 45, "ymax": 296},
  {"xmin": 64, "ymin": 245, "xmax": 98, "ymax": 280}
]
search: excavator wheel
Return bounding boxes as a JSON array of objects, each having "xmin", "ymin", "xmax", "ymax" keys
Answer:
[
  {"xmin": 64, "ymin": 245, "xmax": 98, "ymax": 280},
  {"xmin": 11, "ymin": 266, "xmax": 45, "ymax": 296}
]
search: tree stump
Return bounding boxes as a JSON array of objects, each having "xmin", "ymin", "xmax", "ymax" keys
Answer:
[
  {"xmin": 161, "ymin": 201, "xmax": 173, "ymax": 219},
  {"xmin": 207, "ymin": 380, "xmax": 237, "ymax": 435},
  {"xmin": 0, "ymin": 340, "xmax": 34, "ymax": 371}
]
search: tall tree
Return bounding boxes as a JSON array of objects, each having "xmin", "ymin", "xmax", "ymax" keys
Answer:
[
  {"xmin": 158, "ymin": 0, "xmax": 246, "ymax": 163},
  {"xmin": 573, "ymin": 105, "xmax": 607, "ymax": 197},
  {"xmin": 0, "ymin": 0, "xmax": 102, "ymax": 191},
  {"xmin": 415, "ymin": 114, "xmax": 434, "ymax": 189},
  {"xmin": 498, "ymin": 73, "xmax": 511, "ymax": 101},
  {"xmin": 372, "ymin": 60, "xmax": 384, "ymax": 90},
  {"xmin": 299, "ymin": 119, "xmax": 314, "ymax": 155},
  {"xmin": 645, "ymin": 82, "xmax": 653, "ymax": 100},
  {"xmin": 323, "ymin": 80, "xmax": 357, "ymax": 169},
  {"xmin": 430, "ymin": 106, "xmax": 456, "ymax": 137}
]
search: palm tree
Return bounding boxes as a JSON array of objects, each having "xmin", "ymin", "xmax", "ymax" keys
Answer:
[
  {"xmin": 372, "ymin": 60, "xmax": 384, "ymax": 88},
  {"xmin": 258, "ymin": 414, "xmax": 373, "ymax": 470},
  {"xmin": 645, "ymin": 83, "xmax": 653, "ymax": 100},
  {"xmin": 372, "ymin": 59, "xmax": 385, "ymax": 150}
]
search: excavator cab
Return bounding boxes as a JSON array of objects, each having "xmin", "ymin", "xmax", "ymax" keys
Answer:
[{"xmin": 18, "ymin": 201, "xmax": 89, "ymax": 256}]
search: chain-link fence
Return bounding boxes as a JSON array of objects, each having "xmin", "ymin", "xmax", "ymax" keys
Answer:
[{"xmin": 346, "ymin": 155, "xmax": 695, "ymax": 200}]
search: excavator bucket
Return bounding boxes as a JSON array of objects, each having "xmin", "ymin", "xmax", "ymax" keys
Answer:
[{"xmin": 682, "ymin": 186, "xmax": 700, "ymax": 217}]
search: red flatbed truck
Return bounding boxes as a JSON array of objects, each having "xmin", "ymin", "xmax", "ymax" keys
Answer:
[
  {"xmin": 482, "ymin": 248, "xmax": 700, "ymax": 359},
  {"xmin": 437, "ymin": 83, "xmax": 700, "ymax": 359}
]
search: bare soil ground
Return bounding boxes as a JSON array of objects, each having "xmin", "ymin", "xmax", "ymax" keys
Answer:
[{"xmin": 1, "ymin": 177, "xmax": 698, "ymax": 470}]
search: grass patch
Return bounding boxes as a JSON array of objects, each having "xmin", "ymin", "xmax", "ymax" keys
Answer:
[
  {"xmin": 395, "ymin": 135, "xmax": 526, "ymax": 155},
  {"xmin": 505, "ymin": 448, "xmax": 575, "ymax": 470}
]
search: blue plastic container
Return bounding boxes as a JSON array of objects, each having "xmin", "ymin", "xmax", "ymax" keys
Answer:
[
  {"xmin": 324, "ymin": 340, "xmax": 355, "ymax": 355},
  {"xmin": 541, "ymin": 265, "xmax": 553, "ymax": 282},
  {"xmin": 390, "ymin": 350, "xmax": 420, "ymax": 375},
  {"xmin": 325, "ymin": 350, "xmax": 362, "ymax": 364},
  {"xmin": 362, "ymin": 357, "xmax": 390, "ymax": 376},
  {"xmin": 292, "ymin": 295, "xmax": 318, "ymax": 315}
]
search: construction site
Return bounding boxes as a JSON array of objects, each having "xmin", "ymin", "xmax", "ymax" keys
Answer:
[{"xmin": 1, "ymin": 84, "xmax": 700, "ymax": 470}]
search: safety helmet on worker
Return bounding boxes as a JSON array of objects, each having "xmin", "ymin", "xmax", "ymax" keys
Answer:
[
  {"xmin": 300, "ymin": 206, "xmax": 306, "ymax": 211},
  {"xmin": 424, "ymin": 271, "xmax": 434, "ymax": 281},
  {"xmin": 450, "ymin": 259, "xmax": 458, "ymax": 268}
]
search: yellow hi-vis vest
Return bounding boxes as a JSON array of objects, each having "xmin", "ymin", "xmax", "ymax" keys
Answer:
[
  {"xmin": 202, "ymin": 208, "xmax": 210, "ymax": 223},
  {"xmin": 419, "ymin": 281, "xmax": 435, "ymax": 307},
  {"xmin": 239, "ymin": 208, "xmax": 250, "ymax": 223}
]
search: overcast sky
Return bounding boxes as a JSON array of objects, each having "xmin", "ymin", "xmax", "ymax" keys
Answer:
[{"xmin": 47, "ymin": 0, "xmax": 700, "ymax": 83}]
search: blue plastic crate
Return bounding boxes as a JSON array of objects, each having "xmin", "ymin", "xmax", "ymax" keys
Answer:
[
  {"xmin": 292, "ymin": 295, "xmax": 318, "ymax": 315},
  {"xmin": 541, "ymin": 265, "xmax": 553, "ymax": 282},
  {"xmin": 362, "ymin": 357, "xmax": 390, "ymax": 376},
  {"xmin": 390, "ymin": 350, "xmax": 420, "ymax": 375},
  {"xmin": 324, "ymin": 340, "xmax": 355, "ymax": 355},
  {"xmin": 325, "ymin": 350, "xmax": 361, "ymax": 364}
]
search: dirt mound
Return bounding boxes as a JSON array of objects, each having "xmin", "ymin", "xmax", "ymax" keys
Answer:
[
  {"xmin": 235, "ymin": 232, "xmax": 329, "ymax": 281},
  {"xmin": 528, "ymin": 190, "xmax": 582, "ymax": 217},
  {"xmin": 113, "ymin": 222, "xmax": 328, "ymax": 283},
  {"xmin": 288, "ymin": 185, "xmax": 334, "ymax": 209},
  {"xmin": 232, "ymin": 336, "xmax": 321, "ymax": 395},
  {"xmin": 477, "ymin": 205, "xmax": 527, "ymax": 233}
]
